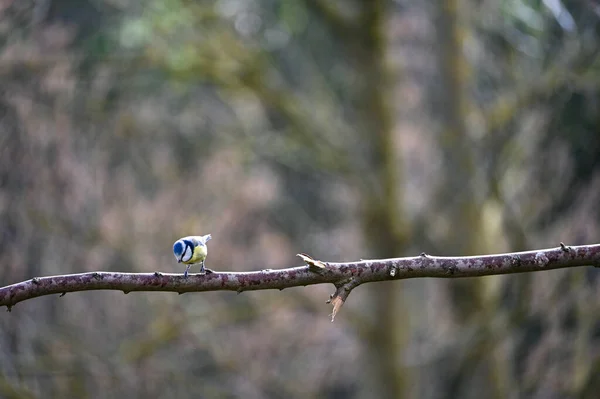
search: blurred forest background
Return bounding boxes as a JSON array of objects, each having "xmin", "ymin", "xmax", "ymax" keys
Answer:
[{"xmin": 1, "ymin": 0, "xmax": 600, "ymax": 398}]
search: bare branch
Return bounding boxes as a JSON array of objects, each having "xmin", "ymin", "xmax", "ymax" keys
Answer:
[{"xmin": 2, "ymin": 243, "xmax": 600, "ymax": 319}]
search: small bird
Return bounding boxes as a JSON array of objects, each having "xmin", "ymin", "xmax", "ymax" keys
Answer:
[{"xmin": 173, "ymin": 234, "xmax": 212, "ymax": 278}]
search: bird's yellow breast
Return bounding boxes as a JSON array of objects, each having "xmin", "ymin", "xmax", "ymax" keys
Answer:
[{"xmin": 182, "ymin": 245, "xmax": 207, "ymax": 264}]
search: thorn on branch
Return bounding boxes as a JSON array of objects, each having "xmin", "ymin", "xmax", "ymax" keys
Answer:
[
  {"xmin": 123, "ymin": 291, "xmax": 129, "ymax": 295},
  {"xmin": 560, "ymin": 242, "xmax": 571, "ymax": 252},
  {"xmin": 31, "ymin": 278, "xmax": 41, "ymax": 285},
  {"xmin": 327, "ymin": 277, "xmax": 361, "ymax": 322},
  {"xmin": 59, "ymin": 292, "xmax": 66, "ymax": 297},
  {"xmin": 297, "ymin": 253, "xmax": 327, "ymax": 274},
  {"xmin": 329, "ymin": 297, "xmax": 344, "ymax": 322},
  {"xmin": 6, "ymin": 305, "xmax": 12, "ymax": 312},
  {"xmin": 420, "ymin": 252, "xmax": 429, "ymax": 258},
  {"xmin": 154, "ymin": 271, "xmax": 163, "ymax": 277}
]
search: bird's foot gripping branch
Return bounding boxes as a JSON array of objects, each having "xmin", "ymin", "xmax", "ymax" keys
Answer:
[{"xmin": 1, "ymin": 243, "xmax": 600, "ymax": 320}]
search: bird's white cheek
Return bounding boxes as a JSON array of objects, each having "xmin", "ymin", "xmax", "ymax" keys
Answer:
[{"xmin": 182, "ymin": 246, "xmax": 193, "ymax": 262}]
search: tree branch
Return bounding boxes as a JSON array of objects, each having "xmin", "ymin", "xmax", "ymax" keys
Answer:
[{"xmin": 2, "ymin": 243, "xmax": 600, "ymax": 318}]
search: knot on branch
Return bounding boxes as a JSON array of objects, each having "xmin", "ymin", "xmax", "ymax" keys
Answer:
[{"xmin": 326, "ymin": 277, "xmax": 361, "ymax": 322}]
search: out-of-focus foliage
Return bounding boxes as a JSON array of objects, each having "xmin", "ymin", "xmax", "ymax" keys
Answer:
[{"xmin": 1, "ymin": 0, "xmax": 600, "ymax": 398}]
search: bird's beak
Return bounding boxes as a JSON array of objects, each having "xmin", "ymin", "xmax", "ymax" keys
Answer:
[{"xmin": 177, "ymin": 259, "xmax": 182, "ymax": 263}]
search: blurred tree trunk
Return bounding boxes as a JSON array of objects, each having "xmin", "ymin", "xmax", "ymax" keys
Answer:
[
  {"xmin": 433, "ymin": 0, "xmax": 509, "ymax": 397},
  {"xmin": 357, "ymin": 1, "xmax": 410, "ymax": 398}
]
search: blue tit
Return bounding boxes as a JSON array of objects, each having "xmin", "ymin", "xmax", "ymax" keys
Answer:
[{"xmin": 173, "ymin": 234, "xmax": 212, "ymax": 278}]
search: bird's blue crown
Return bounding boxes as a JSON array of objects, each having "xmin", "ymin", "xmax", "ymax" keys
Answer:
[{"xmin": 173, "ymin": 241, "xmax": 184, "ymax": 256}]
